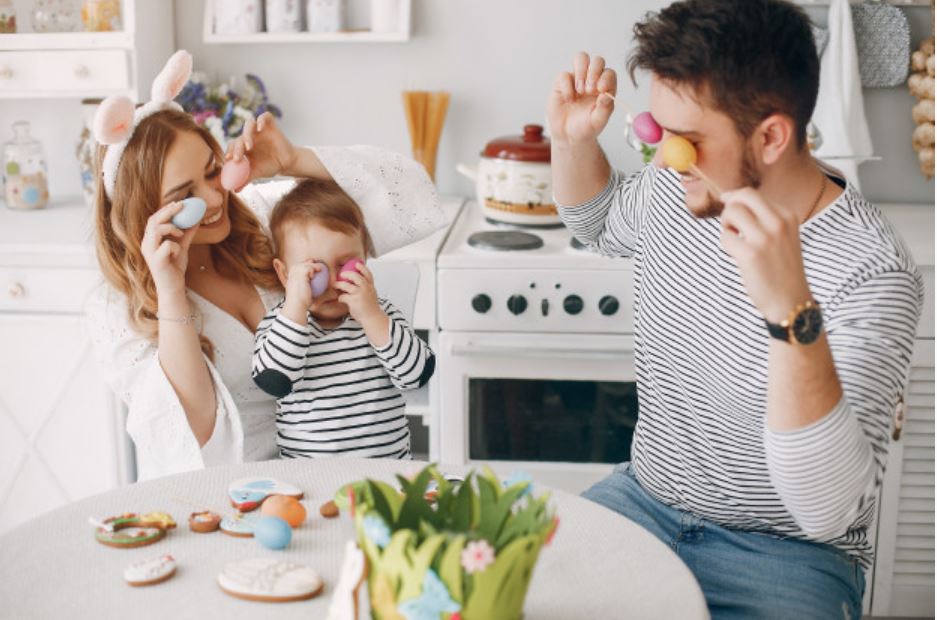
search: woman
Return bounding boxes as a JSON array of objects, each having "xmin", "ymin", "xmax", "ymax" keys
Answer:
[{"xmin": 85, "ymin": 51, "xmax": 442, "ymax": 480}]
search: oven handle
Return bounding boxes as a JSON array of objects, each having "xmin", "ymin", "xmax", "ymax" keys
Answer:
[{"xmin": 449, "ymin": 339, "xmax": 633, "ymax": 359}]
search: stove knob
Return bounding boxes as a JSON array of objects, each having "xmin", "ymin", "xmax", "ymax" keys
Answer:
[
  {"xmin": 563, "ymin": 294, "xmax": 584, "ymax": 315},
  {"xmin": 599, "ymin": 295, "xmax": 620, "ymax": 316},
  {"xmin": 471, "ymin": 294, "xmax": 492, "ymax": 314},
  {"xmin": 507, "ymin": 294, "xmax": 528, "ymax": 315},
  {"xmin": 541, "ymin": 299, "xmax": 549, "ymax": 316}
]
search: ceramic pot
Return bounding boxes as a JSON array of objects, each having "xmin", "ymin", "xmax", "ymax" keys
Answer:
[{"xmin": 457, "ymin": 124, "xmax": 556, "ymax": 226}]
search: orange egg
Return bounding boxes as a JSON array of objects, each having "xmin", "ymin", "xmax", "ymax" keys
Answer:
[
  {"xmin": 661, "ymin": 135, "xmax": 697, "ymax": 173},
  {"xmin": 261, "ymin": 495, "xmax": 307, "ymax": 528}
]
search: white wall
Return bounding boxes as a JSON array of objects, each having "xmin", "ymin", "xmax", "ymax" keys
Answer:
[{"xmin": 1, "ymin": 0, "xmax": 933, "ymax": 205}]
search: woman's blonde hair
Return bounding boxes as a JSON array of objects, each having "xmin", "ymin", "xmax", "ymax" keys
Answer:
[{"xmin": 93, "ymin": 109, "xmax": 279, "ymax": 360}]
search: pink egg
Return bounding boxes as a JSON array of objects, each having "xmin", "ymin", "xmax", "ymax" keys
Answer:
[
  {"xmin": 338, "ymin": 258, "xmax": 364, "ymax": 283},
  {"xmin": 220, "ymin": 158, "xmax": 251, "ymax": 191},
  {"xmin": 632, "ymin": 111, "xmax": 663, "ymax": 145}
]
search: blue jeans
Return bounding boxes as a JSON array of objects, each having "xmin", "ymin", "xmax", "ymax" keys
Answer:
[{"xmin": 583, "ymin": 463, "xmax": 866, "ymax": 620}]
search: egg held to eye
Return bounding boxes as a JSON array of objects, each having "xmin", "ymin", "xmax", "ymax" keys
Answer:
[
  {"xmin": 171, "ymin": 197, "xmax": 207, "ymax": 229},
  {"xmin": 220, "ymin": 157, "xmax": 251, "ymax": 191},
  {"xmin": 310, "ymin": 264, "xmax": 330, "ymax": 297},
  {"xmin": 632, "ymin": 111, "xmax": 663, "ymax": 145},
  {"xmin": 660, "ymin": 136, "xmax": 697, "ymax": 173},
  {"xmin": 338, "ymin": 258, "xmax": 365, "ymax": 283}
]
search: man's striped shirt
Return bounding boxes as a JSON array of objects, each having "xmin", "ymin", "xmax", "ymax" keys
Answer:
[
  {"xmin": 558, "ymin": 164, "xmax": 923, "ymax": 567},
  {"xmin": 252, "ymin": 298, "xmax": 434, "ymax": 459}
]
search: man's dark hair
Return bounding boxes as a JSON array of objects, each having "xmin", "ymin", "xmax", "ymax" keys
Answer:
[{"xmin": 628, "ymin": 0, "xmax": 819, "ymax": 149}]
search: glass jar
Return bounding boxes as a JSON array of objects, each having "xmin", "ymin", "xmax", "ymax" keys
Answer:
[
  {"xmin": 80, "ymin": 0, "xmax": 120, "ymax": 32},
  {"xmin": 214, "ymin": 0, "xmax": 262, "ymax": 35},
  {"xmin": 0, "ymin": 0, "xmax": 17, "ymax": 33},
  {"xmin": 265, "ymin": 0, "xmax": 302, "ymax": 33},
  {"xmin": 32, "ymin": 0, "xmax": 80, "ymax": 32},
  {"xmin": 76, "ymin": 99, "xmax": 101, "ymax": 207},
  {"xmin": 306, "ymin": 0, "xmax": 344, "ymax": 33},
  {"xmin": 3, "ymin": 122, "xmax": 50, "ymax": 210}
]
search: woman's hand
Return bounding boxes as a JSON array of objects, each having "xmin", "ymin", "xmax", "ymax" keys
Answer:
[
  {"xmin": 141, "ymin": 202, "xmax": 199, "ymax": 296},
  {"xmin": 225, "ymin": 112, "xmax": 298, "ymax": 182},
  {"xmin": 547, "ymin": 52, "xmax": 618, "ymax": 147}
]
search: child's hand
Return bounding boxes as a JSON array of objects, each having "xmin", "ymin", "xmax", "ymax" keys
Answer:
[
  {"xmin": 224, "ymin": 112, "xmax": 297, "ymax": 182},
  {"xmin": 335, "ymin": 263, "xmax": 383, "ymax": 325},
  {"xmin": 282, "ymin": 260, "xmax": 320, "ymax": 325}
]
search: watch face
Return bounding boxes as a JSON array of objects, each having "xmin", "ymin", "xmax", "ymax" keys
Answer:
[{"xmin": 792, "ymin": 306, "xmax": 823, "ymax": 344}]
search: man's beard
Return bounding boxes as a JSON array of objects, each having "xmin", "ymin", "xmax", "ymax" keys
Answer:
[{"xmin": 689, "ymin": 144, "xmax": 762, "ymax": 219}]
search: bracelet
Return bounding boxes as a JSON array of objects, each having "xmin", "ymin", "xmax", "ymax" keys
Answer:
[{"xmin": 156, "ymin": 313, "xmax": 199, "ymax": 325}]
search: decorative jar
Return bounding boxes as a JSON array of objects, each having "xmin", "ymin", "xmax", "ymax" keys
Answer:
[{"xmin": 3, "ymin": 121, "xmax": 50, "ymax": 210}]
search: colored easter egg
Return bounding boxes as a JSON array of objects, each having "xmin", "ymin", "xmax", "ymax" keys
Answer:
[
  {"xmin": 660, "ymin": 136, "xmax": 697, "ymax": 173},
  {"xmin": 338, "ymin": 258, "xmax": 364, "ymax": 283},
  {"xmin": 261, "ymin": 495, "xmax": 307, "ymax": 528},
  {"xmin": 220, "ymin": 157, "xmax": 251, "ymax": 191},
  {"xmin": 171, "ymin": 197, "xmax": 207, "ymax": 229},
  {"xmin": 632, "ymin": 111, "xmax": 663, "ymax": 145},
  {"xmin": 254, "ymin": 515, "xmax": 292, "ymax": 550},
  {"xmin": 310, "ymin": 264, "xmax": 330, "ymax": 297}
]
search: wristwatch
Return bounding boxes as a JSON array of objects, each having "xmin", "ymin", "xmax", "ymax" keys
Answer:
[{"xmin": 765, "ymin": 300, "xmax": 824, "ymax": 345}]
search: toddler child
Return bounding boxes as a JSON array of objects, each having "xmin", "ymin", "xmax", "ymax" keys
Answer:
[{"xmin": 252, "ymin": 179, "xmax": 434, "ymax": 459}]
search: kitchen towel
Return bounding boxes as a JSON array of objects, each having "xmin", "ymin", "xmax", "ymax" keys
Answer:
[{"xmin": 811, "ymin": 0, "xmax": 874, "ymax": 190}]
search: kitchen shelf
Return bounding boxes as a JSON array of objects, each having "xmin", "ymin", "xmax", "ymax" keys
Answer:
[
  {"xmin": 202, "ymin": 0, "xmax": 411, "ymax": 44},
  {"xmin": 0, "ymin": 31, "xmax": 133, "ymax": 51}
]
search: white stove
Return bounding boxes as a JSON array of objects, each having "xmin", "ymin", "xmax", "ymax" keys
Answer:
[
  {"xmin": 437, "ymin": 201, "xmax": 634, "ymax": 334},
  {"xmin": 435, "ymin": 202, "xmax": 639, "ymax": 494}
]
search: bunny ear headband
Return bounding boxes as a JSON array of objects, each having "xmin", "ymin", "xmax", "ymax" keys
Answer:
[{"xmin": 93, "ymin": 50, "xmax": 193, "ymax": 201}]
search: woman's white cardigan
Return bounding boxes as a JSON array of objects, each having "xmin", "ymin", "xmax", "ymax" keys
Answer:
[{"xmin": 85, "ymin": 146, "xmax": 444, "ymax": 480}]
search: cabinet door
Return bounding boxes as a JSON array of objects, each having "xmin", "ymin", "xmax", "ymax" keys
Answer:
[
  {"xmin": 871, "ymin": 339, "xmax": 935, "ymax": 617},
  {"xmin": 0, "ymin": 314, "xmax": 121, "ymax": 533}
]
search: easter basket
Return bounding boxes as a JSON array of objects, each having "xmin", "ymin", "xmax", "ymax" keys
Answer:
[{"xmin": 335, "ymin": 466, "xmax": 558, "ymax": 620}]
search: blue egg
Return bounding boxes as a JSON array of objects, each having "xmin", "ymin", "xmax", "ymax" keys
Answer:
[
  {"xmin": 310, "ymin": 264, "xmax": 330, "ymax": 298},
  {"xmin": 254, "ymin": 515, "xmax": 292, "ymax": 550},
  {"xmin": 171, "ymin": 197, "xmax": 207, "ymax": 230}
]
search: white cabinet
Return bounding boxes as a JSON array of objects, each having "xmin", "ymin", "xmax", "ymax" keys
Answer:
[
  {"xmin": 0, "ymin": 200, "xmax": 131, "ymax": 535},
  {"xmin": 0, "ymin": 0, "xmax": 173, "ymax": 100}
]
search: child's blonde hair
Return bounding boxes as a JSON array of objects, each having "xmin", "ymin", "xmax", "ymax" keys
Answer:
[{"xmin": 269, "ymin": 179, "xmax": 376, "ymax": 257}]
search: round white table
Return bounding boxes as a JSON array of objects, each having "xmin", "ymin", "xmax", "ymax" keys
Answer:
[{"xmin": 0, "ymin": 459, "xmax": 708, "ymax": 619}]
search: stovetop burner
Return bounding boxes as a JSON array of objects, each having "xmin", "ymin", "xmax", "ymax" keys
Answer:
[{"xmin": 468, "ymin": 230, "xmax": 544, "ymax": 251}]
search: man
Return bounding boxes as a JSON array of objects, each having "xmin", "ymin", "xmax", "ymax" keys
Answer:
[{"xmin": 548, "ymin": 1, "xmax": 923, "ymax": 617}]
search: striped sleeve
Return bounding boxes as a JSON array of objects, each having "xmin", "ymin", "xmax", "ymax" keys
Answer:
[
  {"xmin": 764, "ymin": 269, "xmax": 923, "ymax": 540},
  {"xmin": 251, "ymin": 302, "xmax": 313, "ymax": 399},
  {"xmin": 555, "ymin": 164, "xmax": 657, "ymax": 258},
  {"xmin": 371, "ymin": 300, "xmax": 435, "ymax": 390}
]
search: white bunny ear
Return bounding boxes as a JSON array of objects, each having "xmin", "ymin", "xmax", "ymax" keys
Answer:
[
  {"xmin": 93, "ymin": 96, "xmax": 136, "ymax": 145},
  {"xmin": 150, "ymin": 50, "xmax": 193, "ymax": 103}
]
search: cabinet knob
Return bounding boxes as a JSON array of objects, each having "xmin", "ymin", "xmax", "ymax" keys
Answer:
[
  {"xmin": 7, "ymin": 282, "xmax": 25, "ymax": 298},
  {"xmin": 74, "ymin": 65, "xmax": 90, "ymax": 79},
  {"xmin": 0, "ymin": 66, "xmax": 13, "ymax": 80}
]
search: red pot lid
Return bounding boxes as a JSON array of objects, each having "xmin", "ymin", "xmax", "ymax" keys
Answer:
[{"xmin": 482, "ymin": 124, "xmax": 550, "ymax": 162}]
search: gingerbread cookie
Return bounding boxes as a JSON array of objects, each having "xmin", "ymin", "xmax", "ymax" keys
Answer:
[
  {"xmin": 326, "ymin": 541, "xmax": 367, "ymax": 620},
  {"xmin": 189, "ymin": 510, "xmax": 222, "ymax": 533},
  {"xmin": 227, "ymin": 477, "xmax": 303, "ymax": 512},
  {"xmin": 124, "ymin": 554, "xmax": 177, "ymax": 587},
  {"xmin": 220, "ymin": 511, "xmax": 262, "ymax": 538},
  {"xmin": 93, "ymin": 512, "xmax": 177, "ymax": 548},
  {"xmin": 217, "ymin": 558, "xmax": 325, "ymax": 603}
]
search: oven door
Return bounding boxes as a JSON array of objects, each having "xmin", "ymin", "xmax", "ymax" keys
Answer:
[{"xmin": 437, "ymin": 331, "xmax": 637, "ymax": 494}]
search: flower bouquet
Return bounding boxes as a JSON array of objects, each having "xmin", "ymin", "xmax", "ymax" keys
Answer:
[
  {"xmin": 335, "ymin": 465, "xmax": 558, "ymax": 620},
  {"xmin": 175, "ymin": 72, "xmax": 282, "ymax": 148}
]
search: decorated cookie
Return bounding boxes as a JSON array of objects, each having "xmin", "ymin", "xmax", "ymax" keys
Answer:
[
  {"xmin": 227, "ymin": 477, "xmax": 304, "ymax": 512},
  {"xmin": 217, "ymin": 558, "xmax": 325, "ymax": 603},
  {"xmin": 326, "ymin": 541, "xmax": 367, "ymax": 620},
  {"xmin": 93, "ymin": 512, "xmax": 177, "ymax": 548},
  {"xmin": 220, "ymin": 511, "xmax": 263, "ymax": 538},
  {"xmin": 124, "ymin": 554, "xmax": 177, "ymax": 587},
  {"xmin": 188, "ymin": 510, "xmax": 222, "ymax": 533},
  {"xmin": 320, "ymin": 500, "xmax": 340, "ymax": 519}
]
